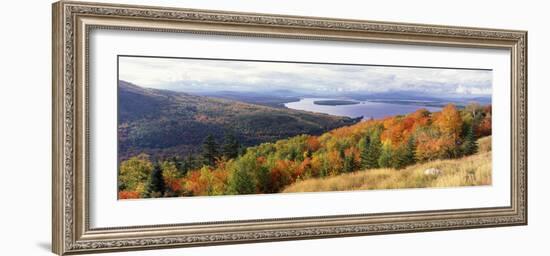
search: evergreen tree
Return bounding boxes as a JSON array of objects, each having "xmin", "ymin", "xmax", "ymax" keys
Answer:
[
  {"xmin": 320, "ymin": 156, "xmax": 329, "ymax": 177},
  {"xmin": 222, "ymin": 133, "xmax": 240, "ymax": 159},
  {"xmin": 255, "ymin": 165, "xmax": 270, "ymax": 194},
  {"xmin": 365, "ymin": 134, "xmax": 381, "ymax": 169},
  {"xmin": 338, "ymin": 147, "xmax": 346, "ymax": 173},
  {"xmin": 392, "ymin": 136, "xmax": 416, "ymax": 169},
  {"xmin": 359, "ymin": 136, "xmax": 371, "ymax": 169},
  {"xmin": 339, "ymin": 147, "xmax": 346, "ymax": 162},
  {"xmin": 392, "ymin": 148, "xmax": 405, "ymax": 169},
  {"xmin": 343, "ymin": 153, "xmax": 356, "ymax": 173},
  {"xmin": 378, "ymin": 144, "xmax": 393, "ymax": 168},
  {"xmin": 406, "ymin": 136, "xmax": 417, "ymax": 164},
  {"xmin": 202, "ymin": 134, "xmax": 218, "ymax": 166},
  {"xmin": 145, "ymin": 164, "xmax": 165, "ymax": 198},
  {"xmin": 462, "ymin": 123, "xmax": 478, "ymax": 156}
]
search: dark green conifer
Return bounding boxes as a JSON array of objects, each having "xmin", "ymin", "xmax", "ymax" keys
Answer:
[
  {"xmin": 222, "ymin": 133, "xmax": 240, "ymax": 159},
  {"xmin": 365, "ymin": 134, "xmax": 381, "ymax": 169},
  {"xmin": 462, "ymin": 124, "xmax": 478, "ymax": 156},
  {"xmin": 202, "ymin": 134, "xmax": 218, "ymax": 166},
  {"xmin": 146, "ymin": 164, "xmax": 165, "ymax": 198},
  {"xmin": 360, "ymin": 136, "xmax": 371, "ymax": 169}
]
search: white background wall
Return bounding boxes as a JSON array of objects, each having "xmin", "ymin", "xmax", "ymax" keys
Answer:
[{"xmin": 0, "ymin": 0, "xmax": 547, "ymax": 255}]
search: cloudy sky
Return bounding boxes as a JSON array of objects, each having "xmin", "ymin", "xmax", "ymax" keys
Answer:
[{"xmin": 119, "ymin": 56, "xmax": 492, "ymax": 97}]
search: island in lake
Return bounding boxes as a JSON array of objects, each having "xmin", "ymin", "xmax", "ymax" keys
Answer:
[{"xmin": 313, "ymin": 99, "xmax": 360, "ymax": 106}]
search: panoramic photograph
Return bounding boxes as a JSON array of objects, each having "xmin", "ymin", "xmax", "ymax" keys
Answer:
[{"xmin": 117, "ymin": 56, "xmax": 493, "ymax": 199}]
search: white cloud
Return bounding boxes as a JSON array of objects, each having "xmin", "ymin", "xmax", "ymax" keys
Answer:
[{"xmin": 119, "ymin": 56, "xmax": 492, "ymax": 96}]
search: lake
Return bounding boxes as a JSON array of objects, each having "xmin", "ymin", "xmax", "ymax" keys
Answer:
[{"xmin": 285, "ymin": 98, "xmax": 442, "ymax": 119}]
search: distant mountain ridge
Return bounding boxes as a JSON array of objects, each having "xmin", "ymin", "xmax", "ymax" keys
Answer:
[
  {"xmin": 118, "ymin": 80, "xmax": 360, "ymax": 161},
  {"xmin": 191, "ymin": 88, "xmax": 491, "ymax": 109},
  {"xmin": 196, "ymin": 90, "xmax": 300, "ymax": 108}
]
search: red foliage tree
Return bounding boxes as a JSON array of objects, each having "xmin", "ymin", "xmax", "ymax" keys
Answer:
[
  {"xmin": 306, "ymin": 136, "xmax": 321, "ymax": 152},
  {"xmin": 476, "ymin": 115, "xmax": 492, "ymax": 137},
  {"xmin": 118, "ymin": 191, "xmax": 140, "ymax": 199}
]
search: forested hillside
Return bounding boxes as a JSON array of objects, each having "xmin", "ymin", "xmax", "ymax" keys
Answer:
[
  {"xmin": 118, "ymin": 102, "xmax": 492, "ymax": 199},
  {"xmin": 118, "ymin": 81, "xmax": 361, "ymax": 161}
]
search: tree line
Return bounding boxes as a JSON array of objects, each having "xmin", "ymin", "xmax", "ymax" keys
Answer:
[{"xmin": 118, "ymin": 133, "xmax": 243, "ymax": 198}]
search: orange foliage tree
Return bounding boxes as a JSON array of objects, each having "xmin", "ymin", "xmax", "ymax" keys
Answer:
[{"xmin": 434, "ymin": 104, "xmax": 463, "ymax": 141}]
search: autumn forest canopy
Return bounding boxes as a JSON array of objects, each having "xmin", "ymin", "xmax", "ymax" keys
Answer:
[{"xmin": 118, "ymin": 100, "xmax": 492, "ymax": 199}]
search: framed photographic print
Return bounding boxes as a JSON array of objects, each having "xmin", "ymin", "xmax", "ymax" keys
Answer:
[{"xmin": 52, "ymin": 1, "xmax": 527, "ymax": 255}]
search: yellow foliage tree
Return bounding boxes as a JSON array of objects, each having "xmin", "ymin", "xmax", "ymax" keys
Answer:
[{"xmin": 118, "ymin": 153, "xmax": 153, "ymax": 194}]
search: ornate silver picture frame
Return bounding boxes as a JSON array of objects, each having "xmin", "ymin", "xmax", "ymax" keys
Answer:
[{"xmin": 52, "ymin": 1, "xmax": 527, "ymax": 255}]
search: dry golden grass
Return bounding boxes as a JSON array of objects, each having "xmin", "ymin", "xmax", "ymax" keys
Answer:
[
  {"xmin": 477, "ymin": 135, "xmax": 491, "ymax": 154},
  {"xmin": 283, "ymin": 136, "xmax": 492, "ymax": 193}
]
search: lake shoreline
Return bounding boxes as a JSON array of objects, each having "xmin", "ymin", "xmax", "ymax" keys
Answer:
[{"xmin": 284, "ymin": 97, "xmax": 443, "ymax": 119}]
